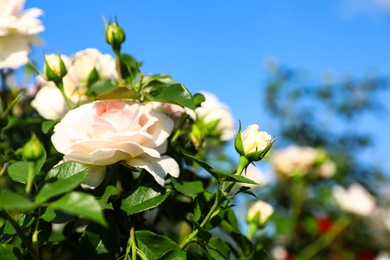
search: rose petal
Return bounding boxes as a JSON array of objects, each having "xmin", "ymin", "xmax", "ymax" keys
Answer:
[{"xmin": 127, "ymin": 155, "xmax": 179, "ymax": 186}]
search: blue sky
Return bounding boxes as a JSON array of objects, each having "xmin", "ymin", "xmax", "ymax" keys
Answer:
[{"xmin": 26, "ymin": 0, "xmax": 390, "ymax": 172}]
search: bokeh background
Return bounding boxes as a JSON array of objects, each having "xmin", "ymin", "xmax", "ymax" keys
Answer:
[{"xmin": 25, "ymin": 0, "xmax": 390, "ymax": 174}]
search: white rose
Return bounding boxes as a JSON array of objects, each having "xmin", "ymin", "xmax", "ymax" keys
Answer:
[
  {"xmin": 246, "ymin": 200, "xmax": 274, "ymax": 226},
  {"xmin": 271, "ymin": 145, "xmax": 319, "ymax": 177},
  {"xmin": 67, "ymin": 48, "xmax": 117, "ymax": 83},
  {"xmin": 332, "ymin": 183, "xmax": 376, "ymax": 216},
  {"xmin": 31, "ymin": 80, "xmax": 69, "ymax": 120},
  {"xmin": 31, "ymin": 49, "xmax": 116, "ymax": 120},
  {"xmin": 51, "ymin": 100, "xmax": 179, "ymax": 187},
  {"xmin": 195, "ymin": 91, "xmax": 235, "ymax": 141},
  {"xmin": 0, "ymin": 0, "xmax": 44, "ymax": 69}
]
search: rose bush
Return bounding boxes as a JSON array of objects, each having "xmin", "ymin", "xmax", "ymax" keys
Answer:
[{"xmin": 51, "ymin": 99, "xmax": 179, "ymax": 187}]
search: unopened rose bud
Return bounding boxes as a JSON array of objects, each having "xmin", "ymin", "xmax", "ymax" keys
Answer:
[
  {"xmin": 44, "ymin": 54, "xmax": 68, "ymax": 83},
  {"xmin": 105, "ymin": 20, "xmax": 126, "ymax": 52},
  {"xmin": 22, "ymin": 134, "xmax": 44, "ymax": 161},
  {"xmin": 235, "ymin": 123, "xmax": 273, "ymax": 162}
]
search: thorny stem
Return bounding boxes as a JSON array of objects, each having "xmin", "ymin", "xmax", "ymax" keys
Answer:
[
  {"xmin": 0, "ymin": 211, "xmax": 41, "ymax": 260},
  {"xmin": 180, "ymin": 156, "xmax": 250, "ymax": 250}
]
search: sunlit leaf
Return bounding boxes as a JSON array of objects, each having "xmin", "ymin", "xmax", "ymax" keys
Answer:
[
  {"xmin": 120, "ymin": 185, "xmax": 170, "ymax": 216},
  {"xmin": 50, "ymin": 191, "xmax": 107, "ymax": 227},
  {"xmin": 144, "ymin": 84, "xmax": 195, "ymax": 110},
  {"xmin": 136, "ymin": 230, "xmax": 186, "ymax": 260},
  {"xmin": 35, "ymin": 171, "xmax": 87, "ymax": 204}
]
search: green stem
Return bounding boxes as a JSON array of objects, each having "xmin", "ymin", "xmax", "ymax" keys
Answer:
[
  {"xmin": 57, "ymin": 81, "xmax": 74, "ymax": 109},
  {"xmin": 25, "ymin": 161, "xmax": 35, "ymax": 195},
  {"xmin": 114, "ymin": 50, "xmax": 123, "ymax": 85},
  {"xmin": 289, "ymin": 177, "xmax": 305, "ymax": 239},
  {"xmin": 180, "ymin": 156, "xmax": 250, "ymax": 250},
  {"xmin": 130, "ymin": 222, "xmax": 137, "ymax": 260},
  {"xmin": 0, "ymin": 211, "xmax": 40, "ymax": 260},
  {"xmin": 297, "ymin": 216, "xmax": 351, "ymax": 260},
  {"xmin": 32, "ymin": 208, "xmax": 41, "ymax": 253},
  {"xmin": 224, "ymin": 156, "xmax": 250, "ymax": 194},
  {"xmin": 179, "ymin": 186, "xmax": 224, "ymax": 249},
  {"xmin": 247, "ymin": 223, "xmax": 257, "ymax": 240}
]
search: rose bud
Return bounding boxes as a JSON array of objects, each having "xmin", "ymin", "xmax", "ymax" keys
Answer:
[
  {"xmin": 22, "ymin": 134, "xmax": 44, "ymax": 161},
  {"xmin": 235, "ymin": 123, "xmax": 273, "ymax": 162},
  {"xmin": 105, "ymin": 20, "xmax": 126, "ymax": 52}
]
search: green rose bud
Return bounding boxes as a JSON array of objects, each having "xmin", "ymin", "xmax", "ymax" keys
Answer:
[
  {"xmin": 235, "ymin": 122, "xmax": 273, "ymax": 162},
  {"xmin": 44, "ymin": 54, "xmax": 68, "ymax": 83},
  {"xmin": 22, "ymin": 134, "xmax": 44, "ymax": 161},
  {"xmin": 105, "ymin": 20, "xmax": 126, "ymax": 52}
]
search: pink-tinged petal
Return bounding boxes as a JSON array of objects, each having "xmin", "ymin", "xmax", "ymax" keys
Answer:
[{"xmin": 64, "ymin": 148, "xmax": 130, "ymax": 165}]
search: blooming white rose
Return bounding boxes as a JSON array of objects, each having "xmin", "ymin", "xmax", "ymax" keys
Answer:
[
  {"xmin": 31, "ymin": 49, "xmax": 116, "ymax": 120},
  {"xmin": 195, "ymin": 91, "xmax": 235, "ymax": 141},
  {"xmin": 246, "ymin": 200, "xmax": 274, "ymax": 226},
  {"xmin": 271, "ymin": 145, "xmax": 319, "ymax": 177},
  {"xmin": 332, "ymin": 183, "xmax": 376, "ymax": 216},
  {"xmin": 0, "ymin": 0, "xmax": 44, "ymax": 69},
  {"xmin": 51, "ymin": 100, "xmax": 179, "ymax": 187}
]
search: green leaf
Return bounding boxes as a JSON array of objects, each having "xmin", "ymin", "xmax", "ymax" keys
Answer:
[
  {"xmin": 222, "ymin": 174, "xmax": 257, "ymax": 184},
  {"xmin": 35, "ymin": 171, "xmax": 88, "ymax": 204},
  {"xmin": 87, "ymin": 79, "xmax": 117, "ymax": 97},
  {"xmin": 42, "ymin": 120, "xmax": 59, "ymax": 134},
  {"xmin": 120, "ymin": 185, "xmax": 171, "ymax": 216},
  {"xmin": 75, "ymin": 222, "xmax": 120, "ymax": 259},
  {"xmin": 50, "ymin": 191, "xmax": 107, "ymax": 227},
  {"xmin": 207, "ymin": 237, "xmax": 231, "ymax": 260},
  {"xmin": 136, "ymin": 230, "xmax": 186, "ymax": 260},
  {"xmin": 0, "ymin": 190, "xmax": 35, "ymax": 210},
  {"xmin": 171, "ymin": 178, "xmax": 204, "ymax": 199},
  {"xmin": 7, "ymin": 161, "xmax": 28, "ymax": 183},
  {"xmin": 46, "ymin": 161, "xmax": 89, "ymax": 180},
  {"xmin": 120, "ymin": 54, "xmax": 140, "ymax": 84},
  {"xmin": 144, "ymin": 84, "xmax": 195, "ymax": 110},
  {"xmin": 141, "ymin": 74, "xmax": 174, "ymax": 89},
  {"xmin": 0, "ymin": 244, "xmax": 23, "ymax": 260},
  {"xmin": 99, "ymin": 185, "xmax": 119, "ymax": 210},
  {"xmin": 95, "ymin": 87, "xmax": 141, "ymax": 101},
  {"xmin": 230, "ymin": 232, "xmax": 253, "ymax": 256}
]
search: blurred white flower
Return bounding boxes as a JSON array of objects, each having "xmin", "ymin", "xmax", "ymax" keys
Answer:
[
  {"xmin": 332, "ymin": 183, "xmax": 376, "ymax": 216},
  {"xmin": 271, "ymin": 145, "xmax": 319, "ymax": 177},
  {"xmin": 246, "ymin": 200, "xmax": 274, "ymax": 226},
  {"xmin": 318, "ymin": 160, "xmax": 336, "ymax": 178},
  {"xmin": 0, "ymin": 0, "xmax": 44, "ymax": 69},
  {"xmin": 270, "ymin": 245, "xmax": 288, "ymax": 260},
  {"xmin": 195, "ymin": 91, "xmax": 235, "ymax": 141},
  {"xmin": 374, "ymin": 251, "xmax": 390, "ymax": 260}
]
